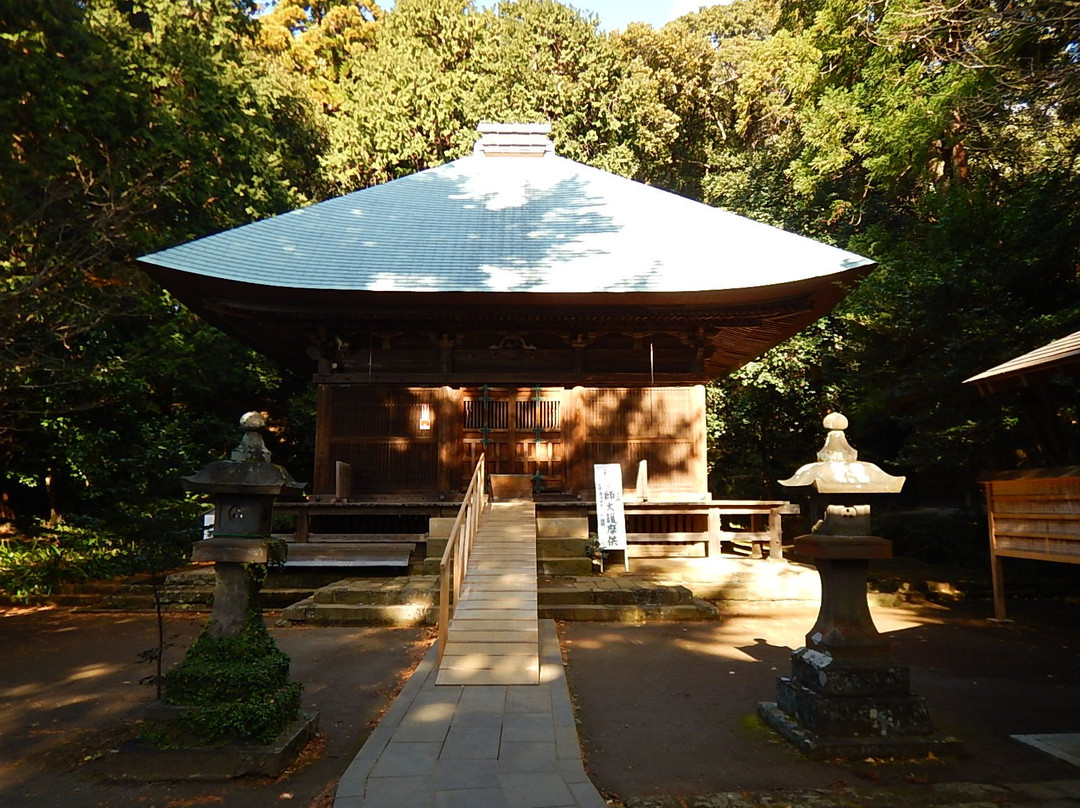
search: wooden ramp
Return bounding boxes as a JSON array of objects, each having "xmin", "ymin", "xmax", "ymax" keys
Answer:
[{"xmin": 436, "ymin": 501, "xmax": 539, "ymax": 686}]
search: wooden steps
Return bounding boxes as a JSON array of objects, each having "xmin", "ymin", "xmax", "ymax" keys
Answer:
[{"xmin": 436, "ymin": 501, "xmax": 540, "ymax": 686}]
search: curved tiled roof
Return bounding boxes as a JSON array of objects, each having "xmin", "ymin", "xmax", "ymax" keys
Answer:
[{"xmin": 139, "ymin": 152, "xmax": 873, "ymax": 294}]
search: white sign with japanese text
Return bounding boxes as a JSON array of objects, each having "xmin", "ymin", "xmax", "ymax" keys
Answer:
[{"xmin": 593, "ymin": 464, "xmax": 627, "ymax": 553}]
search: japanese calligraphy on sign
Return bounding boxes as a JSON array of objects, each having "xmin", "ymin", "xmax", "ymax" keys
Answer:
[{"xmin": 593, "ymin": 464, "xmax": 627, "ymax": 553}]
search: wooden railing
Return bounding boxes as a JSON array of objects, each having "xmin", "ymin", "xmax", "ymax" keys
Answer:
[{"xmin": 437, "ymin": 454, "xmax": 488, "ymax": 663}]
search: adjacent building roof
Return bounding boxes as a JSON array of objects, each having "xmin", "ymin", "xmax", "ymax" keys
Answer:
[
  {"xmin": 965, "ymin": 330, "xmax": 1080, "ymax": 392},
  {"xmin": 139, "ymin": 129, "xmax": 873, "ymax": 296}
]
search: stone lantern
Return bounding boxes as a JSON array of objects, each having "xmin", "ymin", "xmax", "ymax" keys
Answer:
[
  {"xmin": 182, "ymin": 411, "xmax": 305, "ymax": 638},
  {"xmin": 758, "ymin": 413, "xmax": 959, "ymax": 758}
]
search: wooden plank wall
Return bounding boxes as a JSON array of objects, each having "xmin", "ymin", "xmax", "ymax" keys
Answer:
[
  {"xmin": 984, "ymin": 470, "xmax": 1080, "ymax": 619},
  {"xmin": 315, "ymin": 386, "xmax": 447, "ymax": 495},
  {"xmin": 572, "ymin": 385, "xmax": 707, "ymax": 497},
  {"xmin": 314, "ymin": 384, "xmax": 708, "ymax": 499}
]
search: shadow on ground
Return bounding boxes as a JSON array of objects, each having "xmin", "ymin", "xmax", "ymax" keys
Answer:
[
  {"xmin": 0, "ymin": 607, "xmax": 431, "ymax": 808},
  {"xmin": 560, "ymin": 599, "xmax": 1080, "ymax": 801},
  {"xmin": 1, "ymin": 596, "xmax": 1078, "ymax": 807}
]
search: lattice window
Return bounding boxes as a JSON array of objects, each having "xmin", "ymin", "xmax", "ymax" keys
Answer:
[
  {"xmin": 516, "ymin": 399, "xmax": 560, "ymax": 430},
  {"xmin": 463, "ymin": 399, "xmax": 509, "ymax": 430}
]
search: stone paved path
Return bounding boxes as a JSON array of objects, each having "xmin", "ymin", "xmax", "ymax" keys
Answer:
[{"xmin": 333, "ymin": 620, "xmax": 606, "ymax": 808}]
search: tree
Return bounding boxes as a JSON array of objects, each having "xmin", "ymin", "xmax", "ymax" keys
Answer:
[{"xmin": 1, "ymin": 0, "xmax": 320, "ymax": 523}]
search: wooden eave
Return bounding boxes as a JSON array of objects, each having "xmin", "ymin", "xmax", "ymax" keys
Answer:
[{"xmin": 143, "ymin": 262, "xmax": 867, "ymax": 383}]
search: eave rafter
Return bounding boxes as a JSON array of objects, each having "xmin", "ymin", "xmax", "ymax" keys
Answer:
[{"xmin": 196, "ymin": 291, "xmax": 819, "ymax": 381}]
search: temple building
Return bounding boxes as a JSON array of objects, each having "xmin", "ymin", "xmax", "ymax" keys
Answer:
[{"xmin": 139, "ymin": 123, "xmax": 872, "ymax": 512}]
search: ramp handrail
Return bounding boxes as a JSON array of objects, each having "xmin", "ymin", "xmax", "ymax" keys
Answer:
[{"xmin": 437, "ymin": 454, "xmax": 487, "ymax": 663}]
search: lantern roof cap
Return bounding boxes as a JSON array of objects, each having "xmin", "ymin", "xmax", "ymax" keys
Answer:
[
  {"xmin": 182, "ymin": 412, "xmax": 306, "ymax": 496},
  {"xmin": 779, "ymin": 413, "xmax": 905, "ymax": 494}
]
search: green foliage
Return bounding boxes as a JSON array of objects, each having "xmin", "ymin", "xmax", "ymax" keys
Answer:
[
  {"xmin": 1, "ymin": 0, "xmax": 320, "ymax": 525},
  {"xmin": 837, "ymin": 172, "xmax": 1080, "ymax": 473},
  {"xmin": 707, "ymin": 322, "xmax": 847, "ymax": 498},
  {"xmin": 0, "ymin": 522, "xmax": 135, "ymax": 602},
  {"xmin": 872, "ymin": 508, "xmax": 988, "ymax": 568},
  {"xmin": 161, "ymin": 612, "xmax": 301, "ymax": 746},
  {"xmin": 0, "ymin": 500, "xmax": 201, "ymax": 602},
  {"xmin": 694, "ymin": 0, "xmax": 1080, "ymax": 494},
  {"xmin": 3, "ymin": 0, "xmax": 1080, "ymax": 566},
  {"xmin": 320, "ymin": 0, "xmax": 693, "ymax": 189}
]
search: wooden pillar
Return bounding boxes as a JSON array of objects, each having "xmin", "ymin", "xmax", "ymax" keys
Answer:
[
  {"xmin": 691, "ymin": 384, "xmax": 708, "ymax": 497},
  {"xmin": 991, "ymin": 553, "xmax": 1007, "ymax": 621},
  {"xmin": 985, "ymin": 483, "xmax": 1008, "ymax": 621},
  {"xmin": 313, "ymin": 384, "xmax": 334, "ymax": 496},
  {"xmin": 445, "ymin": 387, "xmax": 464, "ymax": 492},
  {"xmin": 564, "ymin": 387, "xmax": 586, "ymax": 495},
  {"xmin": 768, "ymin": 507, "xmax": 784, "ymax": 562},
  {"xmin": 707, "ymin": 506, "xmax": 722, "ymax": 558},
  {"xmin": 335, "ymin": 461, "xmax": 352, "ymax": 501},
  {"xmin": 295, "ymin": 508, "xmax": 310, "ymax": 543},
  {"xmin": 436, "ymin": 386, "xmax": 459, "ymax": 494}
]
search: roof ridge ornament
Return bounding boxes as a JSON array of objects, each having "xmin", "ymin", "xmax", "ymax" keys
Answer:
[{"xmin": 474, "ymin": 121, "xmax": 555, "ymax": 157}]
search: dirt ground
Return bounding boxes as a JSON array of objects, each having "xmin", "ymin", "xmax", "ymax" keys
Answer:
[
  {"xmin": 0, "ymin": 608, "xmax": 431, "ymax": 808},
  {"xmin": 1, "ymin": 596, "xmax": 1079, "ymax": 808},
  {"xmin": 561, "ymin": 598, "xmax": 1080, "ymax": 800}
]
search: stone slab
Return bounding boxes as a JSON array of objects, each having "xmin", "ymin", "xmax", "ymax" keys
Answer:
[
  {"xmin": 758, "ymin": 701, "xmax": 962, "ymax": 760},
  {"xmin": 536, "ymin": 518, "xmax": 589, "ymax": 539},
  {"xmin": 99, "ymin": 713, "xmax": 319, "ymax": 782},
  {"xmin": 1012, "ymin": 734, "xmax": 1080, "ymax": 768}
]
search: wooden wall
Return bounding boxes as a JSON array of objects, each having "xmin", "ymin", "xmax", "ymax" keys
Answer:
[
  {"xmin": 314, "ymin": 384, "xmax": 707, "ymax": 499},
  {"xmin": 574, "ymin": 386, "xmax": 707, "ymax": 497},
  {"xmin": 983, "ymin": 468, "xmax": 1080, "ymax": 619},
  {"xmin": 314, "ymin": 386, "xmax": 448, "ymax": 495}
]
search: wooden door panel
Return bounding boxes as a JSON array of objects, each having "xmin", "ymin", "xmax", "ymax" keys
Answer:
[{"xmin": 461, "ymin": 387, "xmax": 565, "ymax": 490}]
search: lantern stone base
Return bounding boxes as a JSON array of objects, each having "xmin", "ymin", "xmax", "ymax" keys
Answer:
[
  {"xmin": 758, "ymin": 699, "xmax": 960, "ymax": 760},
  {"xmin": 779, "ymin": 646, "xmax": 933, "ymax": 731},
  {"xmin": 760, "ymin": 640, "xmax": 962, "ymax": 759},
  {"xmin": 759, "ymin": 531, "xmax": 962, "ymax": 759},
  {"xmin": 98, "ymin": 711, "xmax": 319, "ymax": 781}
]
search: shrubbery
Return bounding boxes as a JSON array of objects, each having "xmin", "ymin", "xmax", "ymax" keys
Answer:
[{"xmin": 158, "ymin": 611, "xmax": 301, "ymax": 746}]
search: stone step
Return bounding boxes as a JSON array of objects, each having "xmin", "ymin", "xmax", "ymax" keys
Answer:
[
  {"xmin": 628, "ymin": 541, "xmax": 708, "ymax": 558},
  {"xmin": 536, "ymin": 536, "xmax": 591, "ymax": 556},
  {"xmin": 281, "ymin": 599, "xmax": 718, "ymax": 625},
  {"xmin": 281, "ymin": 598, "xmax": 436, "ymax": 626},
  {"xmin": 540, "ymin": 581, "xmax": 697, "ymax": 607},
  {"xmin": 540, "ymin": 601, "xmax": 718, "ymax": 622},
  {"xmin": 280, "ymin": 574, "xmax": 718, "ymax": 625},
  {"xmin": 537, "ymin": 558, "xmax": 593, "ymax": 575},
  {"xmin": 310, "ymin": 575, "xmax": 439, "ymax": 606},
  {"xmin": 26, "ymin": 584, "xmax": 314, "ymax": 611},
  {"xmin": 38, "ymin": 592, "xmax": 159, "ymax": 610}
]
